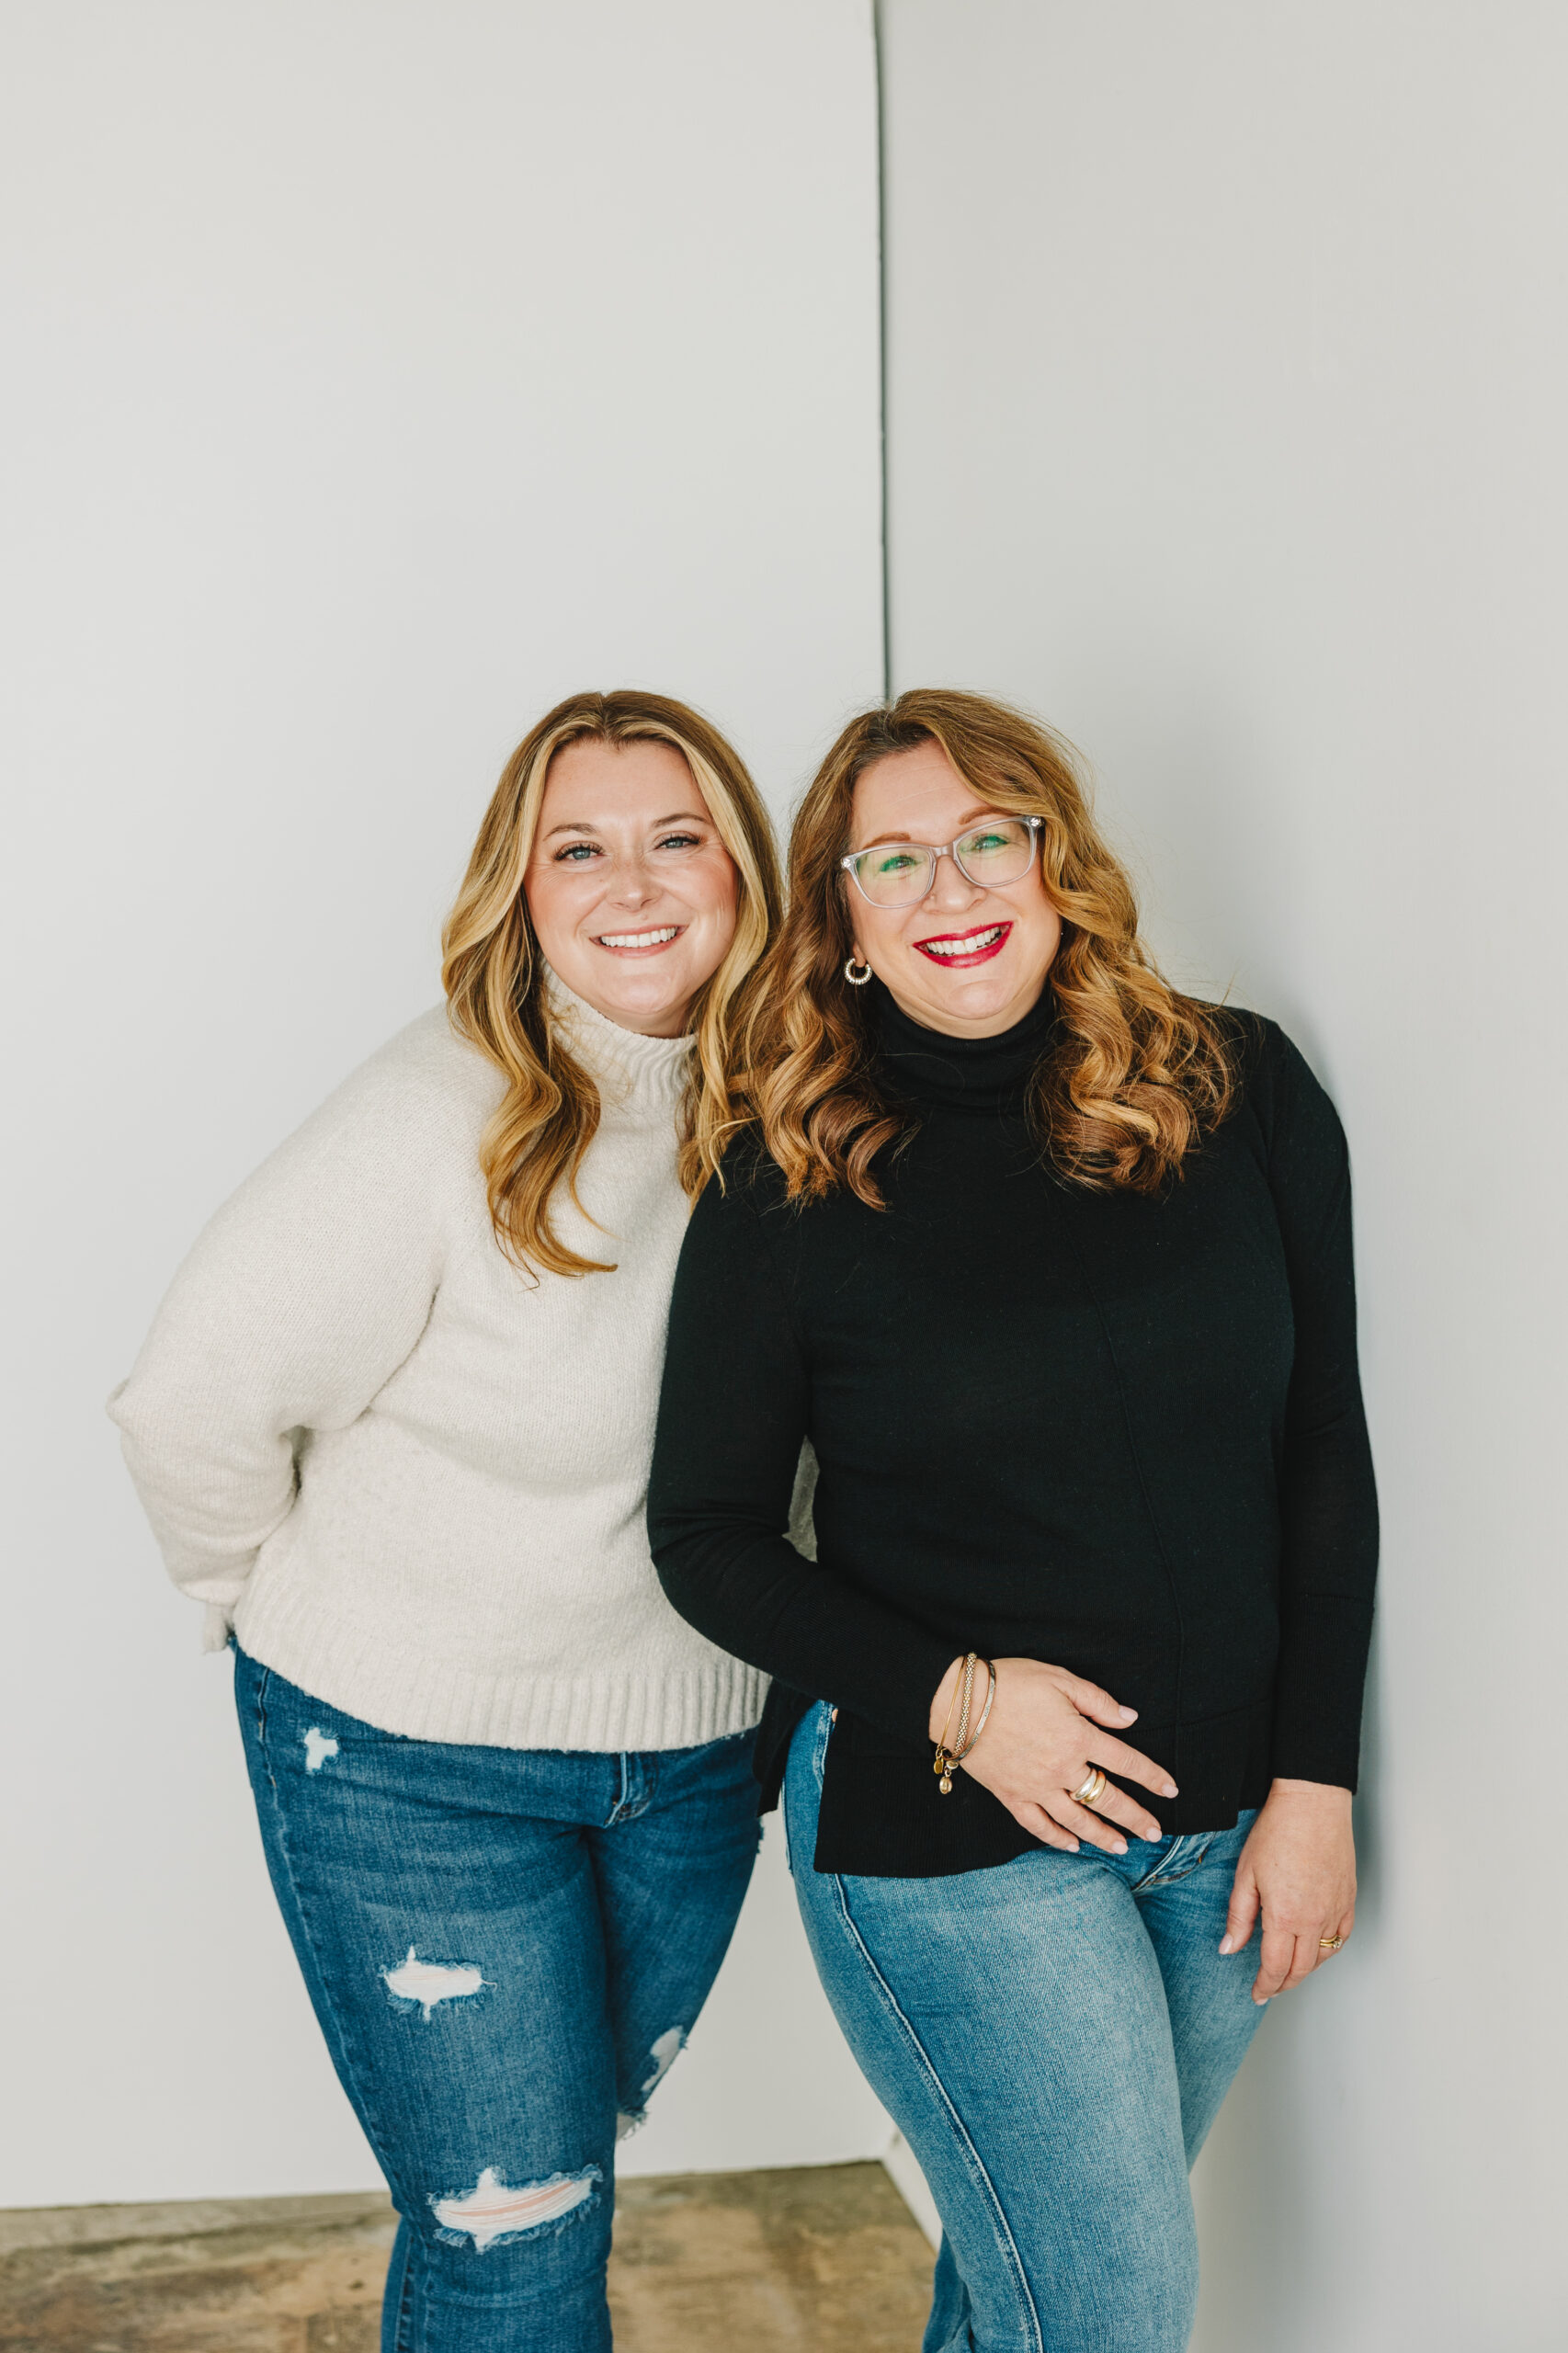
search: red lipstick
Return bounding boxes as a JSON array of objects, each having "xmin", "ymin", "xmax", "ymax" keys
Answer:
[{"xmin": 913, "ymin": 920, "xmax": 1012, "ymax": 970}]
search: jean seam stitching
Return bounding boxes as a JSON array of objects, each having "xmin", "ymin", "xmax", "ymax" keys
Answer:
[
  {"xmin": 830, "ymin": 1873, "xmax": 1044, "ymax": 2353},
  {"xmin": 607, "ymin": 1751, "xmax": 653, "ymax": 1825},
  {"xmin": 390, "ymin": 2219, "xmax": 415, "ymax": 2353},
  {"xmin": 1134, "ymin": 1832, "xmax": 1187, "ymax": 1892},
  {"xmin": 245, "ymin": 1665, "xmax": 414, "ymax": 2263},
  {"xmin": 1135, "ymin": 1833, "xmax": 1214, "ymax": 1893},
  {"xmin": 813, "ymin": 1703, "xmax": 834, "ymax": 1778}
]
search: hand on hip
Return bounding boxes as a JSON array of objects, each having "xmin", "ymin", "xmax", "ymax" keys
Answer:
[{"xmin": 928, "ymin": 1654, "xmax": 1177, "ymax": 1855}]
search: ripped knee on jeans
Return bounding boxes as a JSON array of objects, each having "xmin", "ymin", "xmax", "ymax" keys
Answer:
[{"xmin": 429, "ymin": 2166, "xmax": 602, "ymax": 2253}]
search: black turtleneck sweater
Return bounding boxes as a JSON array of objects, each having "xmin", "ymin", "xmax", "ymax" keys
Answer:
[{"xmin": 647, "ymin": 986, "xmax": 1378, "ymax": 1878}]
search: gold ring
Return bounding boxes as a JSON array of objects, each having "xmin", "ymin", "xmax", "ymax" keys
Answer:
[
  {"xmin": 1073, "ymin": 1768, "xmax": 1108, "ymax": 1808},
  {"xmin": 1319, "ymin": 1934, "xmax": 1345, "ymax": 1952}
]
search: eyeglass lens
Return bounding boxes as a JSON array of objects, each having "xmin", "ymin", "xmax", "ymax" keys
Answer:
[{"xmin": 850, "ymin": 819, "xmax": 1036, "ymax": 907}]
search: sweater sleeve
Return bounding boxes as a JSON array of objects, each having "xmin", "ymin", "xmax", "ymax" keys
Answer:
[
  {"xmin": 648, "ymin": 1173, "xmax": 958, "ymax": 1740},
  {"xmin": 1254, "ymin": 1023, "xmax": 1379, "ymax": 1789},
  {"xmin": 108, "ymin": 1029, "xmax": 460, "ymax": 1639}
]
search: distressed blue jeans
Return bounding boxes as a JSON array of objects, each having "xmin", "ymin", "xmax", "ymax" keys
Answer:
[
  {"xmin": 785, "ymin": 1702, "xmax": 1266, "ymax": 2353},
  {"xmin": 234, "ymin": 1645, "xmax": 762, "ymax": 2353}
]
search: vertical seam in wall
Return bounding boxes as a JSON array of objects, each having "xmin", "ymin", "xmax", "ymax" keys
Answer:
[{"xmin": 872, "ymin": 0, "xmax": 892, "ymax": 701}]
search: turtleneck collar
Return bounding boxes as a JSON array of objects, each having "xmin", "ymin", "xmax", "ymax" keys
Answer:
[
  {"xmin": 873, "ymin": 977, "xmax": 1058, "ymax": 1115},
  {"xmin": 542, "ymin": 966, "xmax": 694, "ymax": 1119}
]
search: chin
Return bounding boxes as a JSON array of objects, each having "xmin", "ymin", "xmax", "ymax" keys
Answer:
[
  {"xmin": 597, "ymin": 970, "xmax": 695, "ymax": 1028},
  {"xmin": 918, "ymin": 973, "xmax": 1012, "ymax": 1012},
  {"xmin": 602, "ymin": 978, "xmax": 679, "ymax": 1010}
]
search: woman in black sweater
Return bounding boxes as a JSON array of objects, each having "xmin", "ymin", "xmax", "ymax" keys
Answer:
[{"xmin": 648, "ymin": 691, "xmax": 1377, "ymax": 2353}]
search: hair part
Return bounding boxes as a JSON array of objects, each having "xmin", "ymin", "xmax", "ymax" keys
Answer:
[
  {"xmin": 738, "ymin": 688, "xmax": 1237, "ymax": 1205},
  {"xmin": 443, "ymin": 689, "xmax": 782, "ymax": 1278}
]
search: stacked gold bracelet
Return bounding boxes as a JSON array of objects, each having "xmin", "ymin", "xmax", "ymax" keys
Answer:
[{"xmin": 933, "ymin": 1652, "xmax": 996, "ymax": 1794}]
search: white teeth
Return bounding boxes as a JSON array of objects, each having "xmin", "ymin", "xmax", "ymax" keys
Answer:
[
  {"xmin": 597, "ymin": 926, "xmax": 680, "ymax": 948},
  {"xmin": 921, "ymin": 926, "xmax": 1004, "ymax": 958}
]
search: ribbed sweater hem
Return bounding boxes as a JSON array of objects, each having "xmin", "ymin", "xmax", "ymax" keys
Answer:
[{"xmin": 234, "ymin": 1578, "xmax": 769, "ymax": 1753}]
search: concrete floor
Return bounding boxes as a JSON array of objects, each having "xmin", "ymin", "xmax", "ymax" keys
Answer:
[{"xmin": 0, "ymin": 2164, "xmax": 935, "ymax": 2351}]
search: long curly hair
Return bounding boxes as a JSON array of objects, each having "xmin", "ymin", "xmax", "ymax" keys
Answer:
[
  {"xmin": 443, "ymin": 689, "xmax": 781, "ymax": 1278},
  {"xmin": 738, "ymin": 688, "xmax": 1236, "ymax": 1203}
]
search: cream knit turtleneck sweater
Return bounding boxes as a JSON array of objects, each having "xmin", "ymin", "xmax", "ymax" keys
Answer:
[{"xmin": 109, "ymin": 979, "xmax": 770, "ymax": 1752}]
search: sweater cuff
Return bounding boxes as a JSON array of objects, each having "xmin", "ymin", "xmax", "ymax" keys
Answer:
[
  {"xmin": 200, "ymin": 1601, "xmax": 236, "ymax": 1654},
  {"xmin": 1268, "ymin": 1593, "xmax": 1374, "ymax": 1791}
]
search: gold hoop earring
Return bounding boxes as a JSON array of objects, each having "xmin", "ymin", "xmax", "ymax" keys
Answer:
[{"xmin": 844, "ymin": 957, "xmax": 873, "ymax": 986}]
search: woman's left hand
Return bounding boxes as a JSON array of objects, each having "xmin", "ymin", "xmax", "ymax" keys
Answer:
[{"xmin": 1221, "ymin": 1779, "xmax": 1357, "ymax": 2004}]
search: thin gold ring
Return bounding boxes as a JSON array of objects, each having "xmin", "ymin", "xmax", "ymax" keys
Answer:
[
  {"xmin": 1073, "ymin": 1768, "xmax": 1108, "ymax": 1808},
  {"xmin": 1319, "ymin": 1934, "xmax": 1346, "ymax": 1952}
]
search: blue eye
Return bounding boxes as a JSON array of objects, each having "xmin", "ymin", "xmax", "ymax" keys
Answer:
[
  {"xmin": 554, "ymin": 842, "xmax": 600, "ymax": 863},
  {"xmin": 657, "ymin": 832, "xmax": 702, "ymax": 851}
]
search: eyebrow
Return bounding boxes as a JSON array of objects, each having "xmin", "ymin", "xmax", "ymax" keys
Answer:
[
  {"xmin": 854, "ymin": 806, "xmax": 1008, "ymax": 848},
  {"xmin": 542, "ymin": 810, "xmax": 711, "ymax": 839}
]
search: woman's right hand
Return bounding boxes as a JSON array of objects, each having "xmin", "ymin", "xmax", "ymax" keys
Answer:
[{"xmin": 928, "ymin": 1655, "xmax": 1177, "ymax": 1854}]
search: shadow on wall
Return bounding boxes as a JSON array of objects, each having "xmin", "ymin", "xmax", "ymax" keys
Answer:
[
  {"xmin": 1051, "ymin": 650, "xmax": 1336, "ymax": 1034},
  {"xmin": 1192, "ymin": 2013, "xmax": 1321, "ymax": 2342}
]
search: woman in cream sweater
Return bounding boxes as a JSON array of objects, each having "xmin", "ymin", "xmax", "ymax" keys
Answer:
[{"xmin": 110, "ymin": 689, "xmax": 783, "ymax": 2353}]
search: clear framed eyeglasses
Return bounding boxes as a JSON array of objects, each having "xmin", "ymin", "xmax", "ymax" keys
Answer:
[{"xmin": 840, "ymin": 814, "xmax": 1042, "ymax": 909}]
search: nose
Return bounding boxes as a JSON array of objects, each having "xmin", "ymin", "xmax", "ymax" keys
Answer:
[
  {"xmin": 605, "ymin": 849, "xmax": 657, "ymax": 906},
  {"xmin": 925, "ymin": 846, "xmax": 983, "ymax": 912}
]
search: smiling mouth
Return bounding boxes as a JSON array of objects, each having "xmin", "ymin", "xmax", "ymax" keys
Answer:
[
  {"xmin": 594, "ymin": 925, "xmax": 685, "ymax": 954},
  {"xmin": 914, "ymin": 922, "xmax": 1012, "ymax": 968}
]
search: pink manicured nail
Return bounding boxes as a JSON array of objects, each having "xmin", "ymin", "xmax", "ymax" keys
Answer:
[
  {"xmin": 1119, "ymin": 1706, "xmax": 1137, "ymax": 1722},
  {"xmin": 1219, "ymin": 1937, "xmax": 1233, "ymax": 1954},
  {"xmin": 1163, "ymin": 1784, "xmax": 1178, "ymax": 1798}
]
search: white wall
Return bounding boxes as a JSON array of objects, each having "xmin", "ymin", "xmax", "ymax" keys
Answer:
[
  {"xmin": 879, "ymin": 4, "xmax": 1566, "ymax": 2346},
  {"xmin": 0, "ymin": 0, "xmax": 892, "ymax": 2207}
]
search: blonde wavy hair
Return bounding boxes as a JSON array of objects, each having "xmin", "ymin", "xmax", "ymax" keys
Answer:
[
  {"xmin": 443, "ymin": 689, "xmax": 781, "ymax": 1278},
  {"xmin": 740, "ymin": 688, "xmax": 1237, "ymax": 1203}
]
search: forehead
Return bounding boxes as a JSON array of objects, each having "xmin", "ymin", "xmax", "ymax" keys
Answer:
[
  {"xmin": 850, "ymin": 739, "xmax": 987, "ymax": 842},
  {"xmin": 540, "ymin": 734, "xmax": 699, "ymax": 820}
]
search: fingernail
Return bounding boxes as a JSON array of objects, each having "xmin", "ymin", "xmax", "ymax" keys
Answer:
[
  {"xmin": 1119, "ymin": 1706, "xmax": 1138, "ymax": 1721},
  {"xmin": 1254, "ymin": 1995, "xmax": 1269, "ymax": 2006},
  {"xmin": 1111, "ymin": 1840, "xmax": 1127, "ymax": 1856},
  {"xmin": 1163, "ymin": 1784, "xmax": 1178, "ymax": 1798},
  {"xmin": 1219, "ymin": 1937, "xmax": 1233, "ymax": 1954}
]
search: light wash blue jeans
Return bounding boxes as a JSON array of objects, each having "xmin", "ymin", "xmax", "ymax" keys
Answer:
[
  {"xmin": 785, "ymin": 1702, "xmax": 1266, "ymax": 2353},
  {"xmin": 234, "ymin": 1645, "xmax": 762, "ymax": 2353}
]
